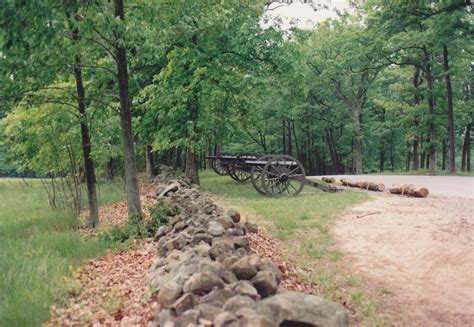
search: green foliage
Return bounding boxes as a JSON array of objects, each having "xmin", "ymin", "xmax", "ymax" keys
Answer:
[
  {"xmin": 100, "ymin": 200, "xmax": 176, "ymax": 243},
  {"xmin": 0, "ymin": 178, "xmax": 119, "ymax": 327}
]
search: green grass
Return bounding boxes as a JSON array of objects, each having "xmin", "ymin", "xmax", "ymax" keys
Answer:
[
  {"xmin": 200, "ymin": 171, "xmax": 368, "ymax": 240},
  {"xmin": 200, "ymin": 170, "xmax": 391, "ymax": 325},
  {"xmin": 0, "ymin": 178, "xmax": 125, "ymax": 327}
]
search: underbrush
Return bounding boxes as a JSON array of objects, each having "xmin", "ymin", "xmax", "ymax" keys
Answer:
[
  {"xmin": 100, "ymin": 200, "xmax": 177, "ymax": 243},
  {"xmin": 0, "ymin": 178, "xmax": 125, "ymax": 326}
]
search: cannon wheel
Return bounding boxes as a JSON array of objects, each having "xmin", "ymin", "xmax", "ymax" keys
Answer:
[
  {"xmin": 261, "ymin": 155, "xmax": 306, "ymax": 196},
  {"xmin": 228, "ymin": 153, "xmax": 256, "ymax": 183},
  {"xmin": 211, "ymin": 154, "xmax": 230, "ymax": 176},
  {"xmin": 251, "ymin": 154, "xmax": 276, "ymax": 195}
]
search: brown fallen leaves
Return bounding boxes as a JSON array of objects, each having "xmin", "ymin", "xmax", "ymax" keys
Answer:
[
  {"xmin": 46, "ymin": 243, "xmax": 158, "ymax": 326},
  {"xmin": 248, "ymin": 229, "xmax": 316, "ymax": 294}
]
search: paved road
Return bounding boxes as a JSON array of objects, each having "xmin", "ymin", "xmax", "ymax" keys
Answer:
[{"xmin": 311, "ymin": 175, "xmax": 474, "ymax": 199}]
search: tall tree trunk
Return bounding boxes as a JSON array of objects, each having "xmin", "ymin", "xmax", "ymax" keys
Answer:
[
  {"xmin": 68, "ymin": 16, "xmax": 99, "ymax": 227},
  {"xmin": 461, "ymin": 123, "xmax": 471, "ymax": 171},
  {"xmin": 423, "ymin": 47, "xmax": 437, "ymax": 174},
  {"xmin": 145, "ymin": 144, "xmax": 156, "ymax": 180},
  {"xmin": 412, "ymin": 66, "xmax": 422, "ymax": 170},
  {"xmin": 351, "ymin": 107, "xmax": 363, "ymax": 174},
  {"xmin": 406, "ymin": 141, "xmax": 411, "ymax": 171},
  {"xmin": 185, "ymin": 148, "xmax": 199, "ymax": 185},
  {"xmin": 325, "ymin": 128, "xmax": 343, "ymax": 174},
  {"xmin": 287, "ymin": 119, "xmax": 292, "ymax": 156},
  {"xmin": 282, "ymin": 120, "xmax": 286, "ymax": 155},
  {"xmin": 114, "ymin": 0, "xmax": 142, "ymax": 216},
  {"xmin": 442, "ymin": 139, "xmax": 447, "ymax": 171},
  {"xmin": 413, "ymin": 139, "xmax": 420, "ymax": 170},
  {"xmin": 379, "ymin": 149, "xmax": 385, "ymax": 172},
  {"xmin": 104, "ymin": 159, "xmax": 114, "ymax": 181},
  {"xmin": 443, "ymin": 45, "xmax": 456, "ymax": 173}
]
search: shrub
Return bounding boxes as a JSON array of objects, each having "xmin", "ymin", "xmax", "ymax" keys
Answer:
[{"xmin": 100, "ymin": 200, "xmax": 177, "ymax": 243}]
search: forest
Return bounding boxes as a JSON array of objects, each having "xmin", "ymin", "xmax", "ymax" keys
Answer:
[{"xmin": 0, "ymin": 0, "xmax": 472, "ymax": 226}]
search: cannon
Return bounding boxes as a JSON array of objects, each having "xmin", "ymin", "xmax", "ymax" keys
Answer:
[{"xmin": 206, "ymin": 153, "xmax": 339, "ymax": 196}]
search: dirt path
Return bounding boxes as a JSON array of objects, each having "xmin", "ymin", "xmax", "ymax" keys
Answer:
[{"xmin": 333, "ymin": 192, "xmax": 474, "ymax": 326}]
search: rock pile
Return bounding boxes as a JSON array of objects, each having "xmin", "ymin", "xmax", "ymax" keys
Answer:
[{"xmin": 149, "ymin": 171, "xmax": 348, "ymax": 327}]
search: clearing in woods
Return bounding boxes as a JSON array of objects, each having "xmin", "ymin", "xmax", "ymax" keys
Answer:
[{"xmin": 321, "ymin": 175, "xmax": 474, "ymax": 326}]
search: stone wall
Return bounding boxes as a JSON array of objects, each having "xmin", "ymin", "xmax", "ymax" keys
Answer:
[{"xmin": 149, "ymin": 170, "xmax": 348, "ymax": 327}]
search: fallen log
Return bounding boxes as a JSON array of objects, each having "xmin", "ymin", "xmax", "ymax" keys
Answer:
[
  {"xmin": 322, "ymin": 177, "xmax": 336, "ymax": 183},
  {"xmin": 389, "ymin": 185, "xmax": 429, "ymax": 198},
  {"xmin": 340, "ymin": 179, "xmax": 385, "ymax": 192}
]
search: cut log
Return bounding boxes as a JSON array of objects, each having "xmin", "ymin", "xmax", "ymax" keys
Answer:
[
  {"xmin": 389, "ymin": 185, "xmax": 429, "ymax": 198},
  {"xmin": 340, "ymin": 179, "xmax": 385, "ymax": 192},
  {"xmin": 322, "ymin": 177, "xmax": 336, "ymax": 183}
]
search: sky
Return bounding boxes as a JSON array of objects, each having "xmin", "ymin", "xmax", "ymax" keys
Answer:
[{"xmin": 265, "ymin": 0, "xmax": 351, "ymax": 30}]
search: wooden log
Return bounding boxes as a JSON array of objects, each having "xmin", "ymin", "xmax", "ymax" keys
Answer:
[
  {"xmin": 340, "ymin": 179, "xmax": 384, "ymax": 191},
  {"xmin": 389, "ymin": 185, "xmax": 429, "ymax": 198},
  {"xmin": 322, "ymin": 177, "xmax": 336, "ymax": 183}
]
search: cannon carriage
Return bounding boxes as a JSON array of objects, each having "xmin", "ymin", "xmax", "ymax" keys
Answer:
[{"xmin": 207, "ymin": 153, "xmax": 339, "ymax": 196}]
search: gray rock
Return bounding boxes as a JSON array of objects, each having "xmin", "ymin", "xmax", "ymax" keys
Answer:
[
  {"xmin": 251, "ymin": 271, "xmax": 278, "ymax": 298},
  {"xmin": 257, "ymin": 259, "xmax": 282, "ymax": 284},
  {"xmin": 153, "ymin": 308, "xmax": 175, "ymax": 327},
  {"xmin": 216, "ymin": 215, "xmax": 235, "ymax": 229},
  {"xmin": 154, "ymin": 225, "xmax": 170, "ymax": 240},
  {"xmin": 183, "ymin": 272, "xmax": 225, "ymax": 294},
  {"xmin": 244, "ymin": 223, "xmax": 258, "ymax": 233},
  {"xmin": 221, "ymin": 271, "xmax": 239, "ymax": 284},
  {"xmin": 223, "ymin": 256, "xmax": 239, "ymax": 269},
  {"xmin": 175, "ymin": 308, "xmax": 199, "ymax": 326},
  {"xmin": 230, "ymin": 255, "xmax": 260, "ymax": 280},
  {"xmin": 214, "ymin": 311, "xmax": 238, "ymax": 327},
  {"xmin": 257, "ymin": 292, "xmax": 348, "ymax": 327},
  {"xmin": 237, "ymin": 314, "xmax": 275, "ymax": 327},
  {"xmin": 157, "ymin": 281, "xmax": 182, "ymax": 307},
  {"xmin": 156, "ymin": 182, "xmax": 180, "ymax": 198},
  {"xmin": 196, "ymin": 303, "xmax": 224, "ymax": 321},
  {"xmin": 223, "ymin": 295, "xmax": 256, "ymax": 313},
  {"xmin": 208, "ymin": 221, "xmax": 225, "ymax": 237},
  {"xmin": 194, "ymin": 242, "xmax": 211, "ymax": 257},
  {"xmin": 227, "ymin": 281, "xmax": 260, "ymax": 300},
  {"xmin": 232, "ymin": 236, "xmax": 250, "ymax": 250},
  {"xmin": 227, "ymin": 210, "xmax": 241, "ymax": 223},
  {"xmin": 200, "ymin": 289, "xmax": 235, "ymax": 307},
  {"xmin": 209, "ymin": 238, "xmax": 235, "ymax": 260},
  {"xmin": 193, "ymin": 232, "xmax": 212, "ymax": 245},
  {"xmin": 173, "ymin": 293, "xmax": 195, "ymax": 315}
]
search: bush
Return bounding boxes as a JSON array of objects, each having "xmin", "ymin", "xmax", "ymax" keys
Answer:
[{"xmin": 100, "ymin": 200, "xmax": 177, "ymax": 243}]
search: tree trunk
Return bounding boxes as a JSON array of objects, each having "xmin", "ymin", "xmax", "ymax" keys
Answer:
[
  {"xmin": 69, "ymin": 20, "xmax": 99, "ymax": 227},
  {"xmin": 114, "ymin": 0, "xmax": 142, "ymax": 216},
  {"xmin": 413, "ymin": 139, "xmax": 419, "ymax": 170},
  {"xmin": 423, "ymin": 47, "xmax": 437, "ymax": 174},
  {"xmin": 443, "ymin": 44, "xmax": 456, "ymax": 173},
  {"xmin": 406, "ymin": 141, "xmax": 411, "ymax": 172},
  {"xmin": 461, "ymin": 123, "xmax": 471, "ymax": 171},
  {"xmin": 412, "ymin": 66, "xmax": 422, "ymax": 171},
  {"xmin": 185, "ymin": 148, "xmax": 199, "ymax": 185},
  {"xmin": 104, "ymin": 159, "xmax": 114, "ymax": 181},
  {"xmin": 325, "ymin": 128, "xmax": 342, "ymax": 174},
  {"xmin": 442, "ymin": 139, "xmax": 447, "ymax": 171},
  {"xmin": 379, "ymin": 149, "xmax": 385, "ymax": 172},
  {"xmin": 352, "ymin": 107, "xmax": 363, "ymax": 174},
  {"xmin": 145, "ymin": 144, "xmax": 156, "ymax": 180}
]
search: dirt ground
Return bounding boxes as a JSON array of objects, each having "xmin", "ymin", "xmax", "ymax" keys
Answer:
[{"xmin": 328, "ymin": 176, "xmax": 474, "ymax": 326}]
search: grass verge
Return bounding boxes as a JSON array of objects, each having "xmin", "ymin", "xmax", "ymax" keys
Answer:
[
  {"xmin": 0, "ymin": 178, "xmax": 125, "ymax": 326},
  {"xmin": 201, "ymin": 170, "xmax": 390, "ymax": 325}
]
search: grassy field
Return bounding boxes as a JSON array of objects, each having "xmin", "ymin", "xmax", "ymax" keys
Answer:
[
  {"xmin": 200, "ymin": 171, "xmax": 390, "ymax": 324},
  {"xmin": 0, "ymin": 178, "xmax": 125, "ymax": 326}
]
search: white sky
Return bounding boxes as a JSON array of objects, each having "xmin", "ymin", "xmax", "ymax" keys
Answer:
[{"xmin": 265, "ymin": 0, "xmax": 351, "ymax": 30}]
